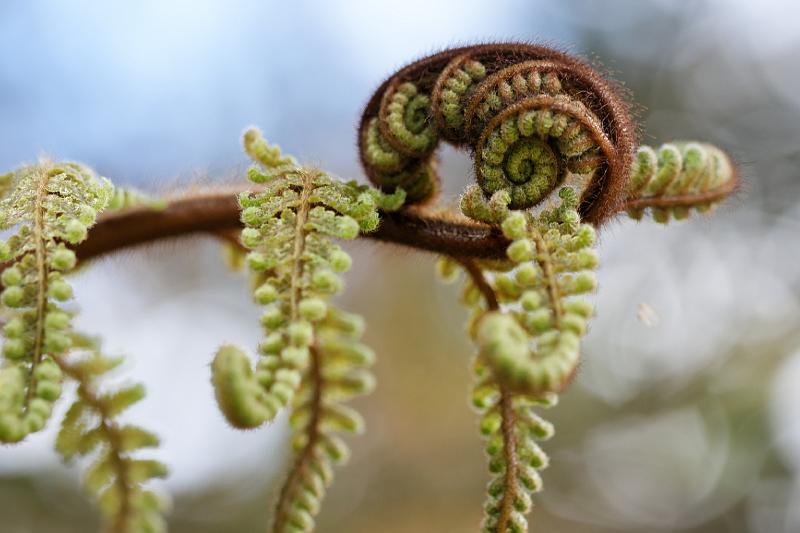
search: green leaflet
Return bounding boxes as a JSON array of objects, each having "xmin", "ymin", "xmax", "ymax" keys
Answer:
[
  {"xmin": 0, "ymin": 162, "xmax": 113, "ymax": 442},
  {"xmin": 626, "ymin": 141, "xmax": 737, "ymax": 222},
  {"xmin": 56, "ymin": 336, "xmax": 168, "ymax": 533}
]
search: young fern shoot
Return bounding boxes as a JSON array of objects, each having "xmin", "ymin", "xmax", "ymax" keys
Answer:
[
  {"xmin": 211, "ymin": 128, "xmax": 404, "ymax": 531},
  {"xmin": 448, "ymin": 186, "xmax": 597, "ymax": 531},
  {"xmin": 0, "ymin": 162, "xmax": 112, "ymax": 442}
]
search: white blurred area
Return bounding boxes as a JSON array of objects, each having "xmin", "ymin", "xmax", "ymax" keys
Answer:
[{"xmin": 0, "ymin": 0, "xmax": 799, "ymax": 532}]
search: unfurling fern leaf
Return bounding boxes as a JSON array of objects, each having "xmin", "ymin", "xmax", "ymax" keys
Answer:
[
  {"xmin": 625, "ymin": 142, "xmax": 737, "ymax": 222},
  {"xmin": 211, "ymin": 128, "xmax": 403, "ymax": 429},
  {"xmin": 449, "ymin": 185, "xmax": 598, "ymax": 532},
  {"xmin": 0, "ymin": 161, "xmax": 113, "ymax": 442},
  {"xmin": 462, "ymin": 186, "xmax": 597, "ymax": 395},
  {"xmin": 56, "ymin": 335, "xmax": 168, "ymax": 533},
  {"xmin": 211, "ymin": 128, "xmax": 403, "ymax": 531}
]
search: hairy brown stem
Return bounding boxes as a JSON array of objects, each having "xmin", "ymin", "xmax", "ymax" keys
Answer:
[
  {"xmin": 460, "ymin": 259, "xmax": 518, "ymax": 532},
  {"xmin": 272, "ymin": 345, "xmax": 323, "ymax": 532},
  {"xmin": 69, "ymin": 186, "xmax": 514, "ymax": 264}
]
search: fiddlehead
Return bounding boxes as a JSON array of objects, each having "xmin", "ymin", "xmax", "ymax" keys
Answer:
[
  {"xmin": 447, "ymin": 186, "xmax": 597, "ymax": 532},
  {"xmin": 211, "ymin": 128, "xmax": 402, "ymax": 428},
  {"xmin": 0, "ymin": 162, "xmax": 112, "ymax": 442},
  {"xmin": 211, "ymin": 128, "xmax": 402, "ymax": 531},
  {"xmin": 55, "ymin": 335, "xmax": 168, "ymax": 533},
  {"xmin": 359, "ymin": 43, "xmax": 635, "ymax": 224},
  {"xmin": 624, "ymin": 142, "xmax": 738, "ymax": 222}
]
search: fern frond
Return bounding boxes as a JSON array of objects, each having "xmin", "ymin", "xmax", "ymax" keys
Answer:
[
  {"xmin": 211, "ymin": 127, "xmax": 403, "ymax": 429},
  {"xmin": 271, "ymin": 309, "xmax": 373, "ymax": 532},
  {"xmin": 453, "ymin": 186, "xmax": 598, "ymax": 531},
  {"xmin": 55, "ymin": 335, "xmax": 167, "ymax": 533},
  {"xmin": 0, "ymin": 161, "xmax": 113, "ymax": 442},
  {"xmin": 463, "ymin": 187, "xmax": 598, "ymax": 395},
  {"xmin": 625, "ymin": 141, "xmax": 737, "ymax": 222}
]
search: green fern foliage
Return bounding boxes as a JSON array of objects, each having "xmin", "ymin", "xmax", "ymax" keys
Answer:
[
  {"xmin": 271, "ymin": 309, "xmax": 374, "ymax": 532},
  {"xmin": 56, "ymin": 335, "xmax": 168, "ymax": 533},
  {"xmin": 472, "ymin": 358, "xmax": 556, "ymax": 533},
  {"xmin": 210, "ymin": 127, "xmax": 403, "ymax": 531},
  {"xmin": 211, "ymin": 128, "xmax": 403, "ymax": 430},
  {"xmin": 463, "ymin": 187, "xmax": 598, "ymax": 395},
  {"xmin": 449, "ymin": 186, "xmax": 598, "ymax": 531},
  {"xmin": 0, "ymin": 162, "xmax": 113, "ymax": 442},
  {"xmin": 626, "ymin": 141, "xmax": 737, "ymax": 222}
]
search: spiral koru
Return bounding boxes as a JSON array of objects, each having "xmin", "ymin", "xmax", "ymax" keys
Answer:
[{"xmin": 358, "ymin": 43, "xmax": 636, "ymax": 225}]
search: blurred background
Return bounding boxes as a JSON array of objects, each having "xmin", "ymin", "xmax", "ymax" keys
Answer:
[{"xmin": 1, "ymin": 0, "xmax": 798, "ymax": 531}]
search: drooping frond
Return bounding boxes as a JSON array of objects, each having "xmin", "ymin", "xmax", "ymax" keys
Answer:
[
  {"xmin": 0, "ymin": 161, "xmax": 113, "ymax": 442},
  {"xmin": 211, "ymin": 127, "xmax": 402, "ymax": 429},
  {"xmin": 271, "ymin": 309, "xmax": 374, "ymax": 532},
  {"xmin": 449, "ymin": 185, "xmax": 598, "ymax": 532},
  {"xmin": 625, "ymin": 142, "xmax": 737, "ymax": 222},
  {"xmin": 55, "ymin": 335, "xmax": 168, "ymax": 533},
  {"xmin": 211, "ymin": 127, "xmax": 403, "ymax": 531}
]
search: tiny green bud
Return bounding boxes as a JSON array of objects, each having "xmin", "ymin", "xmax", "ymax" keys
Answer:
[
  {"xmin": 281, "ymin": 346, "xmax": 310, "ymax": 368},
  {"xmin": 258, "ymin": 333, "xmax": 284, "ymax": 354},
  {"xmin": 507, "ymin": 239, "xmax": 534, "ymax": 263},
  {"xmin": 2, "ymin": 338, "xmax": 26, "ymax": 359},
  {"xmin": 335, "ymin": 216, "xmax": 359, "ymax": 239},
  {"xmin": 246, "ymin": 252, "xmax": 271, "ymax": 272},
  {"xmin": 274, "ymin": 368, "xmax": 301, "ymax": 388},
  {"xmin": 254, "ymin": 283, "xmax": 279, "ymax": 305},
  {"xmin": 3, "ymin": 317, "xmax": 26, "ymax": 338},
  {"xmin": 520, "ymin": 290, "xmax": 543, "ymax": 311},
  {"xmin": 259, "ymin": 307, "xmax": 285, "ymax": 329},
  {"xmin": 35, "ymin": 381, "xmax": 61, "ymax": 402},
  {"xmin": 311, "ymin": 269, "xmax": 341, "ymax": 294},
  {"xmin": 1, "ymin": 266, "xmax": 23, "ymax": 286},
  {"xmin": 44, "ymin": 332, "xmax": 72, "ymax": 353},
  {"xmin": 64, "ymin": 219, "xmax": 88, "ymax": 244},
  {"xmin": 44, "ymin": 311, "xmax": 70, "ymax": 331},
  {"xmin": 51, "ymin": 249, "xmax": 77, "ymax": 271},
  {"xmin": 48, "ymin": 279, "xmax": 73, "ymax": 301},
  {"xmin": 501, "ymin": 212, "xmax": 527, "ymax": 240},
  {"xmin": 271, "ymin": 382, "xmax": 294, "ymax": 404},
  {"xmin": 241, "ymin": 206, "xmax": 261, "ymax": 226},
  {"xmin": 515, "ymin": 263, "xmax": 539, "ymax": 287},
  {"xmin": 329, "ymin": 249, "xmax": 352, "ymax": 273},
  {"xmin": 1, "ymin": 286, "xmax": 25, "ymax": 307},
  {"xmin": 34, "ymin": 360, "xmax": 62, "ymax": 382},
  {"xmin": 77, "ymin": 205, "xmax": 97, "ymax": 226},
  {"xmin": 240, "ymin": 227, "xmax": 261, "ymax": 248},
  {"xmin": 287, "ymin": 321, "xmax": 313, "ymax": 347},
  {"xmin": 298, "ymin": 298, "xmax": 327, "ymax": 321},
  {"xmin": 435, "ymin": 257, "xmax": 460, "ymax": 283},
  {"xmin": 0, "ymin": 240, "xmax": 10, "ymax": 261}
]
